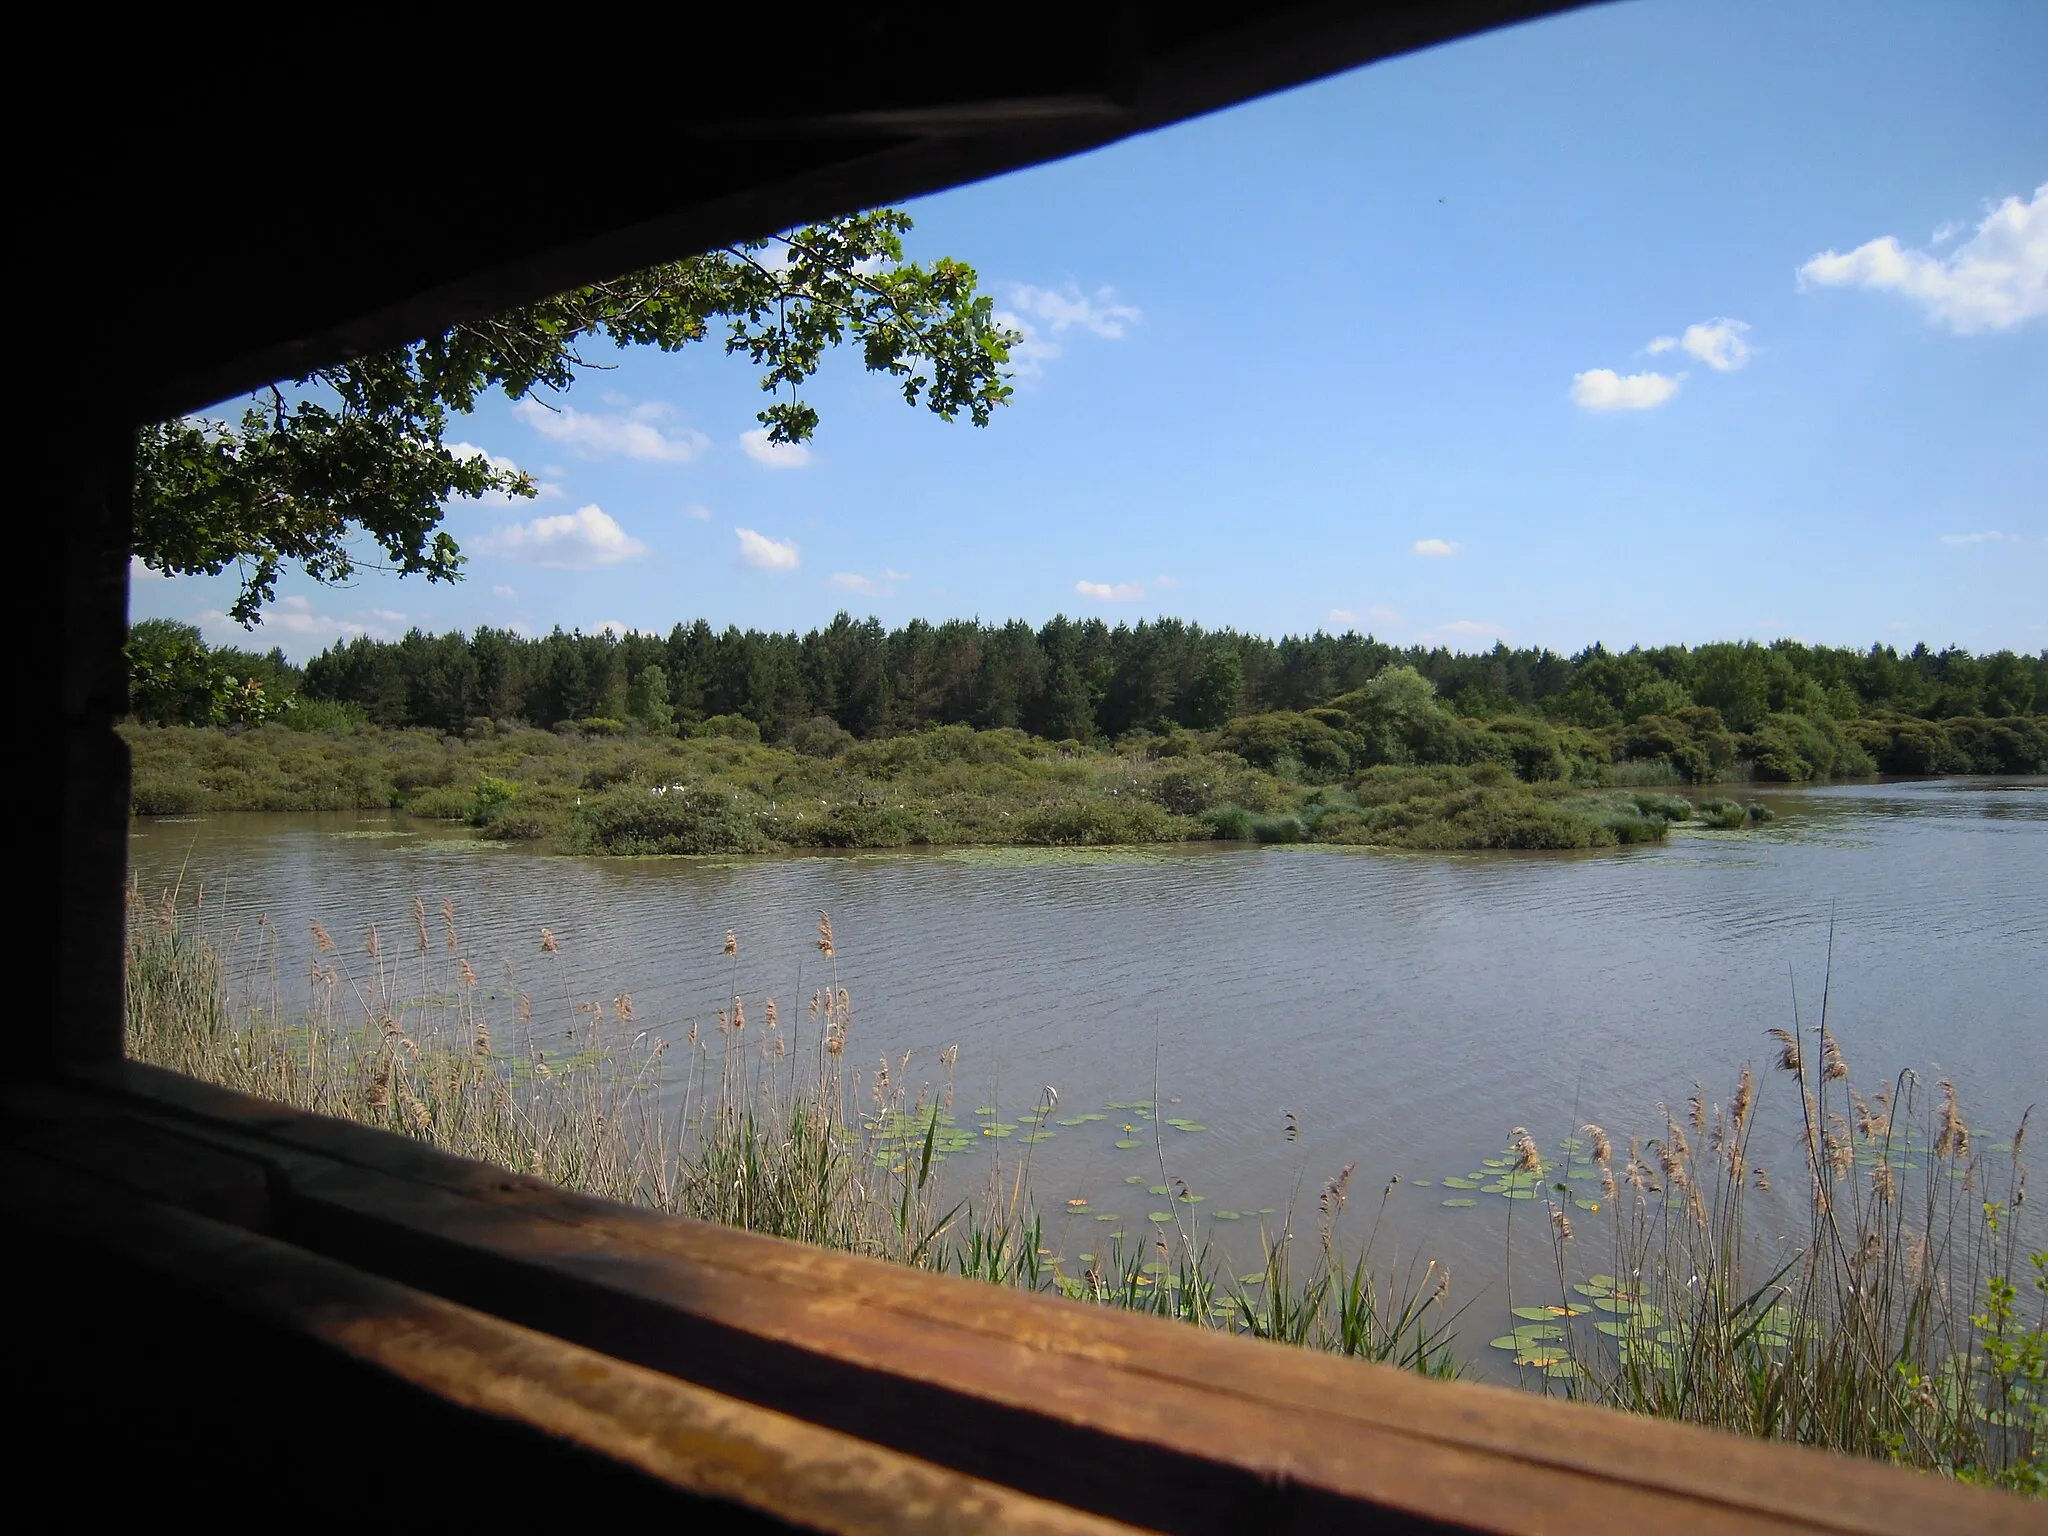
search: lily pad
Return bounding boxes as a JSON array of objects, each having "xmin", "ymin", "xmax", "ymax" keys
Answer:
[
  {"xmin": 1164, "ymin": 1119, "xmax": 1207, "ymax": 1132},
  {"xmin": 1408, "ymin": 1179, "xmax": 1433, "ymax": 1187},
  {"xmin": 1148, "ymin": 1185, "xmax": 1171, "ymax": 1196},
  {"xmin": 1147, "ymin": 1211, "xmax": 1174, "ymax": 1223},
  {"xmin": 1055, "ymin": 1114, "xmax": 1106, "ymax": 1126},
  {"xmin": 1115, "ymin": 1139, "xmax": 1142, "ymax": 1150},
  {"xmin": 1213, "ymin": 1210, "xmax": 1242, "ymax": 1220},
  {"xmin": 1441, "ymin": 1176, "xmax": 1481, "ymax": 1190},
  {"xmin": 1442, "ymin": 1197, "xmax": 1479, "ymax": 1207},
  {"xmin": 1094, "ymin": 1213, "xmax": 1121, "ymax": 1222}
]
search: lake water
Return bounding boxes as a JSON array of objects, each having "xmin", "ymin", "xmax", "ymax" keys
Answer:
[{"xmin": 129, "ymin": 776, "xmax": 2047, "ymax": 1321}]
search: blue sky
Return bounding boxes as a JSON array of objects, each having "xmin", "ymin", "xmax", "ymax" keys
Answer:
[{"xmin": 140, "ymin": 0, "xmax": 2047, "ymax": 661}]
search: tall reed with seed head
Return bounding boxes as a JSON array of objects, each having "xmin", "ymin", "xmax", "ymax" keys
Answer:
[{"xmin": 1536, "ymin": 957, "xmax": 2043, "ymax": 1492}]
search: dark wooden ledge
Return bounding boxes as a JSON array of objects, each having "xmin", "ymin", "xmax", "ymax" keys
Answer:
[{"xmin": 3, "ymin": 1062, "xmax": 2026, "ymax": 1533}]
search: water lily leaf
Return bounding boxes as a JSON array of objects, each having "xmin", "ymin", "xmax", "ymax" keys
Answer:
[
  {"xmin": 1514, "ymin": 1350, "xmax": 1568, "ymax": 1369},
  {"xmin": 1125, "ymin": 1175, "xmax": 1147, "ymax": 1185},
  {"xmin": 1594, "ymin": 1320, "xmax": 1630, "ymax": 1337},
  {"xmin": 1214, "ymin": 1210, "xmax": 1242, "ymax": 1220},
  {"xmin": 1055, "ymin": 1114, "xmax": 1107, "ymax": 1126},
  {"xmin": 1441, "ymin": 1176, "xmax": 1480, "ymax": 1189},
  {"xmin": 1489, "ymin": 1336, "xmax": 1522, "ymax": 1351},
  {"xmin": 1166, "ymin": 1120, "xmax": 1207, "ymax": 1132},
  {"xmin": 1094, "ymin": 1213, "xmax": 1121, "ymax": 1222},
  {"xmin": 1543, "ymin": 1359, "xmax": 1582, "ymax": 1380},
  {"xmin": 1482, "ymin": 1158, "xmax": 1510, "ymax": 1169},
  {"xmin": 1147, "ymin": 1211, "xmax": 1174, "ymax": 1223},
  {"xmin": 1018, "ymin": 1131, "xmax": 1055, "ymax": 1144},
  {"xmin": 1441, "ymin": 1197, "xmax": 1479, "ymax": 1208},
  {"xmin": 1148, "ymin": 1185, "xmax": 1171, "ymax": 1196},
  {"xmin": 1408, "ymin": 1178, "xmax": 1434, "ymax": 1187},
  {"xmin": 1587, "ymin": 1275, "xmax": 1617, "ymax": 1290},
  {"xmin": 1115, "ymin": 1139, "xmax": 1142, "ymax": 1150},
  {"xmin": 1574, "ymin": 1200, "xmax": 1601, "ymax": 1213},
  {"xmin": 975, "ymin": 1106, "xmax": 998, "ymax": 1116},
  {"xmin": 1511, "ymin": 1306, "xmax": 1557, "ymax": 1321}
]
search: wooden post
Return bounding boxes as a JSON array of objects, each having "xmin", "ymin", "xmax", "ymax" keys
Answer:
[{"xmin": 48, "ymin": 421, "xmax": 133, "ymax": 1075}]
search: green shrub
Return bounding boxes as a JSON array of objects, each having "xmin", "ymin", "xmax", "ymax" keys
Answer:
[
  {"xmin": 788, "ymin": 715, "xmax": 855, "ymax": 758},
  {"xmin": 1215, "ymin": 712, "xmax": 1352, "ymax": 781},
  {"xmin": 1016, "ymin": 798, "xmax": 1191, "ymax": 845},
  {"xmin": 1203, "ymin": 805, "xmax": 1255, "ymax": 840},
  {"xmin": 403, "ymin": 785, "xmax": 471, "ymax": 819},
  {"xmin": 1250, "ymin": 814, "xmax": 1306, "ymax": 844},
  {"xmin": 281, "ymin": 697, "xmax": 368, "ymax": 733},
  {"xmin": 695, "ymin": 713, "xmax": 762, "ymax": 743},
  {"xmin": 568, "ymin": 789, "xmax": 773, "ymax": 855}
]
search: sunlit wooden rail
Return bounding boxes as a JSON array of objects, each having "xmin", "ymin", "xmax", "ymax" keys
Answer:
[{"xmin": 4, "ymin": 1063, "xmax": 2024, "ymax": 1533}]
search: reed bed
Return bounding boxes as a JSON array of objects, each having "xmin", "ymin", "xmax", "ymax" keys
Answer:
[
  {"xmin": 123, "ymin": 890, "xmax": 2040, "ymax": 1488},
  {"xmin": 1505, "ymin": 985, "xmax": 2043, "ymax": 1492},
  {"xmin": 123, "ymin": 889, "xmax": 1457, "ymax": 1374}
]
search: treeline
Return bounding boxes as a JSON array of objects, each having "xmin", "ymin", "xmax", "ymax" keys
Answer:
[
  {"xmin": 289, "ymin": 616, "xmax": 2046, "ymax": 740},
  {"xmin": 130, "ymin": 615, "xmax": 2048, "ymax": 781}
]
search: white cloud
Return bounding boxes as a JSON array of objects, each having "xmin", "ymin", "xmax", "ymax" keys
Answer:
[
  {"xmin": 446, "ymin": 441, "xmax": 565, "ymax": 504},
  {"xmin": 510, "ymin": 399, "xmax": 708, "ymax": 462},
  {"xmin": 492, "ymin": 585, "xmax": 518, "ymax": 599},
  {"xmin": 129, "ymin": 554, "xmax": 166, "ymax": 580},
  {"xmin": 197, "ymin": 594, "xmax": 399, "ymax": 651},
  {"xmin": 475, "ymin": 504, "xmax": 649, "ymax": 567},
  {"xmin": 1418, "ymin": 618, "xmax": 1508, "ymax": 646},
  {"xmin": 1329, "ymin": 607, "xmax": 1402, "ymax": 629},
  {"xmin": 1939, "ymin": 531, "xmax": 2021, "ymax": 545},
  {"xmin": 596, "ymin": 620, "xmax": 628, "ymax": 639},
  {"xmin": 683, "ymin": 503, "xmax": 713, "ymax": 521},
  {"xmin": 738, "ymin": 428, "xmax": 811, "ymax": 469},
  {"xmin": 1001, "ymin": 282, "xmax": 1142, "ymax": 339},
  {"xmin": 1571, "ymin": 368, "xmax": 1681, "ymax": 411},
  {"xmin": 1075, "ymin": 579, "xmax": 1146, "ymax": 601},
  {"xmin": 1675, "ymin": 318, "xmax": 1752, "ymax": 371},
  {"xmin": 1799, "ymin": 184, "xmax": 2047, "ymax": 333},
  {"xmin": 1646, "ymin": 335, "xmax": 1678, "ymax": 354},
  {"xmin": 829, "ymin": 568, "xmax": 909, "ymax": 597},
  {"xmin": 994, "ymin": 281, "xmax": 1142, "ymax": 377},
  {"xmin": 1886, "ymin": 620, "xmax": 1914, "ymax": 631},
  {"xmin": 1411, "ymin": 538, "xmax": 1463, "ymax": 557},
  {"xmin": 736, "ymin": 528, "xmax": 800, "ymax": 571}
]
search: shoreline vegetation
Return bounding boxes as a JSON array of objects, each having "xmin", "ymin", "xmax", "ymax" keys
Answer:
[
  {"xmin": 126, "ymin": 620, "xmax": 2045, "ymax": 854},
  {"xmin": 127, "ymin": 897, "xmax": 2044, "ymax": 1491}
]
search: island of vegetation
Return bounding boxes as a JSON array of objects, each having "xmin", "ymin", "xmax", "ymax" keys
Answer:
[{"xmin": 125, "ymin": 616, "xmax": 2047, "ymax": 854}]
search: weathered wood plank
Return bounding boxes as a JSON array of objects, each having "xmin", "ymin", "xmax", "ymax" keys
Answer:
[
  {"xmin": 46, "ymin": 1063, "xmax": 2032, "ymax": 1535},
  {"xmin": 3, "ymin": 1147, "xmax": 1145, "ymax": 1536}
]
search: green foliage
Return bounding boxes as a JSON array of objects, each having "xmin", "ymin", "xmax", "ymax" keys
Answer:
[
  {"xmin": 1215, "ymin": 711, "xmax": 1352, "ymax": 781},
  {"xmin": 695, "ymin": 713, "xmax": 762, "ymax": 743},
  {"xmin": 625, "ymin": 664, "xmax": 676, "ymax": 736},
  {"xmin": 126, "ymin": 619, "xmax": 290, "ymax": 727},
  {"xmin": 134, "ymin": 210, "xmax": 1017, "ymax": 622}
]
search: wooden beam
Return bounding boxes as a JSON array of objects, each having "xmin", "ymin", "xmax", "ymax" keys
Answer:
[
  {"xmin": 4, "ymin": 1147, "xmax": 1145, "ymax": 1533},
  {"xmin": 22, "ymin": 1063, "xmax": 2029, "ymax": 1535}
]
